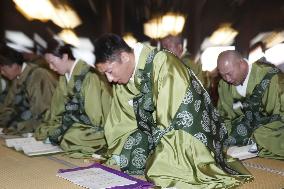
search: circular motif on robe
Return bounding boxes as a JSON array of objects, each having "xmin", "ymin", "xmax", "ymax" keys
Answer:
[
  {"xmin": 237, "ymin": 124, "xmax": 247, "ymax": 137},
  {"xmin": 268, "ymin": 67, "xmax": 280, "ymax": 74},
  {"xmin": 22, "ymin": 99, "xmax": 29, "ymax": 107},
  {"xmin": 203, "ymin": 92, "xmax": 211, "ymax": 107},
  {"xmin": 254, "ymin": 112, "xmax": 261, "ymax": 121},
  {"xmin": 15, "ymin": 95, "xmax": 23, "ymax": 104},
  {"xmin": 201, "ymin": 111, "xmax": 210, "ymax": 132},
  {"xmin": 187, "ymin": 69, "xmax": 193, "ymax": 77},
  {"xmin": 219, "ymin": 123, "xmax": 227, "ymax": 140},
  {"xmin": 261, "ymin": 79, "xmax": 270, "ymax": 90},
  {"xmin": 120, "ymin": 154, "xmax": 128, "ymax": 168},
  {"xmin": 146, "ymin": 52, "xmax": 155, "ymax": 64},
  {"xmin": 71, "ymin": 97, "xmax": 79, "ymax": 103},
  {"xmin": 176, "ymin": 111, "xmax": 194, "ymax": 127},
  {"xmin": 143, "ymin": 98, "xmax": 152, "ymax": 110},
  {"xmin": 225, "ymin": 136, "xmax": 236, "ymax": 146},
  {"xmin": 62, "ymin": 124, "xmax": 68, "ymax": 131},
  {"xmin": 182, "ymin": 90, "xmax": 193, "ymax": 104},
  {"xmin": 147, "ymin": 135, "xmax": 154, "ymax": 150},
  {"xmin": 21, "ymin": 110, "xmax": 32, "ymax": 120},
  {"xmin": 139, "ymin": 109, "xmax": 148, "ymax": 122},
  {"xmin": 270, "ymin": 114, "xmax": 280, "ymax": 122},
  {"xmin": 212, "ymin": 109, "xmax": 219, "ymax": 121},
  {"xmin": 66, "ymin": 104, "xmax": 79, "ymax": 111},
  {"xmin": 124, "ymin": 136, "xmax": 135, "ymax": 150},
  {"xmin": 194, "ymin": 100, "xmax": 201, "ymax": 112},
  {"xmin": 63, "ymin": 115, "xmax": 72, "ymax": 122},
  {"xmin": 211, "ymin": 120, "xmax": 217, "ymax": 135},
  {"xmin": 80, "ymin": 115, "xmax": 91, "ymax": 124},
  {"xmin": 194, "ymin": 132, "xmax": 207, "ymax": 146},
  {"xmin": 133, "ymin": 101, "xmax": 138, "ymax": 111},
  {"xmin": 213, "ymin": 140, "xmax": 222, "ymax": 154},
  {"xmin": 134, "ymin": 132, "xmax": 143, "ymax": 145},
  {"xmin": 132, "ymin": 148, "xmax": 147, "ymax": 169},
  {"xmin": 245, "ymin": 111, "xmax": 253, "ymax": 121},
  {"xmin": 192, "ymin": 80, "xmax": 202, "ymax": 94},
  {"xmin": 50, "ymin": 128, "xmax": 61, "ymax": 137},
  {"xmin": 74, "ymin": 79, "xmax": 82, "ymax": 91},
  {"xmin": 139, "ymin": 121, "xmax": 150, "ymax": 131},
  {"xmin": 142, "ymin": 84, "xmax": 150, "ymax": 93}
]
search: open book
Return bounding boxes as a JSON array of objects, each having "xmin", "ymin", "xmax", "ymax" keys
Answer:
[
  {"xmin": 227, "ymin": 144, "xmax": 258, "ymax": 160},
  {"xmin": 5, "ymin": 137, "xmax": 63, "ymax": 156},
  {"xmin": 57, "ymin": 163, "xmax": 153, "ymax": 189}
]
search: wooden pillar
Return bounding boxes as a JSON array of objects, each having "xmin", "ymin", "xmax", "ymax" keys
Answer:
[
  {"xmin": 111, "ymin": 0, "xmax": 124, "ymax": 35},
  {"xmin": 96, "ymin": 0, "xmax": 112, "ymax": 35},
  {"xmin": 235, "ymin": 12, "xmax": 257, "ymax": 58},
  {"xmin": 185, "ymin": 0, "xmax": 206, "ymax": 58},
  {"xmin": 0, "ymin": 0, "xmax": 5, "ymax": 43}
]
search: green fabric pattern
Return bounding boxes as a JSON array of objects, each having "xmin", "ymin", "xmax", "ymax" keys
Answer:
[
  {"xmin": 49, "ymin": 66, "xmax": 102, "ymax": 144},
  {"xmin": 120, "ymin": 49, "xmax": 239, "ymax": 175},
  {"xmin": 7, "ymin": 67, "xmax": 43, "ymax": 129},
  {"xmin": 0, "ymin": 77, "xmax": 8, "ymax": 104},
  {"xmin": 226, "ymin": 67, "xmax": 283, "ymax": 146}
]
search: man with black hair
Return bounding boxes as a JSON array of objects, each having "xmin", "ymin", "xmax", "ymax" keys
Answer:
[
  {"xmin": 0, "ymin": 45, "xmax": 57, "ymax": 134},
  {"xmin": 93, "ymin": 33, "xmax": 252, "ymax": 188},
  {"xmin": 35, "ymin": 44, "xmax": 112, "ymax": 158}
]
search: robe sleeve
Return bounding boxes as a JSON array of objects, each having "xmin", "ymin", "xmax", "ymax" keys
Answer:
[
  {"xmin": 152, "ymin": 52, "xmax": 189, "ymax": 129},
  {"xmin": 34, "ymin": 77, "xmax": 65, "ymax": 140},
  {"xmin": 16, "ymin": 68, "xmax": 57, "ymax": 132}
]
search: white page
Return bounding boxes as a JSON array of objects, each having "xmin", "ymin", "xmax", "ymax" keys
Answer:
[
  {"xmin": 57, "ymin": 167, "xmax": 136, "ymax": 189},
  {"xmin": 227, "ymin": 144, "xmax": 258, "ymax": 160},
  {"xmin": 5, "ymin": 137, "xmax": 37, "ymax": 148},
  {"xmin": 22, "ymin": 142, "xmax": 62, "ymax": 156}
]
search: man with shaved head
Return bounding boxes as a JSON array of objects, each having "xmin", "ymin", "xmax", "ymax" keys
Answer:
[
  {"xmin": 160, "ymin": 35, "xmax": 204, "ymax": 83},
  {"xmin": 217, "ymin": 50, "xmax": 284, "ymax": 159}
]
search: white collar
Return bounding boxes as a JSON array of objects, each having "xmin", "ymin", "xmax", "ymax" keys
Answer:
[
  {"xmin": 65, "ymin": 59, "xmax": 79, "ymax": 82},
  {"xmin": 130, "ymin": 43, "xmax": 143, "ymax": 81},
  {"xmin": 17, "ymin": 62, "xmax": 27, "ymax": 79},
  {"xmin": 236, "ymin": 61, "xmax": 252, "ymax": 97}
]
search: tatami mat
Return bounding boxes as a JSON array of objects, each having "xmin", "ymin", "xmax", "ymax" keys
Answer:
[{"xmin": 1, "ymin": 139, "xmax": 283, "ymax": 189}]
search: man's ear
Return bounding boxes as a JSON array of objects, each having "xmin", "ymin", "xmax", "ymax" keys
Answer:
[
  {"xmin": 120, "ymin": 52, "xmax": 130, "ymax": 63},
  {"xmin": 62, "ymin": 53, "xmax": 69, "ymax": 61}
]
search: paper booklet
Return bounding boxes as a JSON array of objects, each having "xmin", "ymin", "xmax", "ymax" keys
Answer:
[
  {"xmin": 5, "ymin": 137, "xmax": 63, "ymax": 156},
  {"xmin": 57, "ymin": 163, "xmax": 153, "ymax": 189},
  {"xmin": 227, "ymin": 144, "xmax": 258, "ymax": 160}
]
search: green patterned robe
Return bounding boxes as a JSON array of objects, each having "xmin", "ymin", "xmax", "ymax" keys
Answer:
[
  {"xmin": 181, "ymin": 51, "xmax": 210, "ymax": 89},
  {"xmin": 35, "ymin": 60, "xmax": 112, "ymax": 158},
  {"xmin": 218, "ymin": 62, "xmax": 284, "ymax": 159},
  {"xmin": 0, "ymin": 63, "xmax": 57, "ymax": 133},
  {"xmin": 0, "ymin": 76, "xmax": 8, "ymax": 104},
  {"xmin": 105, "ymin": 44, "xmax": 252, "ymax": 188}
]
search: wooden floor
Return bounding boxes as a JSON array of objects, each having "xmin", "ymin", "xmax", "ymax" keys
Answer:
[{"xmin": 0, "ymin": 138, "xmax": 283, "ymax": 189}]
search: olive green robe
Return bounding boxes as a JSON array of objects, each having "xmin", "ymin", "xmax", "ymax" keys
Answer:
[
  {"xmin": 0, "ymin": 63, "xmax": 57, "ymax": 133},
  {"xmin": 218, "ymin": 62, "xmax": 284, "ymax": 159},
  {"xmin": 105, "ymin": 44, "xmax": 252, "ymax": 188},
  {"xmin": 0, "ymin": 76, "xmax": 8, "ymax": 104},
  {"xmin": 35, "ymin": 60, "xmax": 112, "ymax": 158},
  {"xmin": 181, "ymin": 51, "xmax": 210, "ymax": 89}
]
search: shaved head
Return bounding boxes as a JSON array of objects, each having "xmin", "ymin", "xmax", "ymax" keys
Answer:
[
  {"xmin": 217, "ymin": 50, "xmax": 243, "ymax": 69},
  {"xmin": 217, "ymin": 50, "xmax": 248, "ymax": 86},
  {"xmin": 161, "ymin": 35, "xmax": 183, "ymax": 58}
]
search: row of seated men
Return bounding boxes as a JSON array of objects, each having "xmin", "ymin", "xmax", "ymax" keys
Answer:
[{"xmin": 0, "ymin": 34, "xmax": 283, "ymax": 188}]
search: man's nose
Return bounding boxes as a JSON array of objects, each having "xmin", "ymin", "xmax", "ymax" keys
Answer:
[
  {"xmin": 106, "ymin": 73, "xmax": 113, "ymax": 83},
  {"xmin": 225, "ymin": 75, "xmax": 231, "ymax": 82}
]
